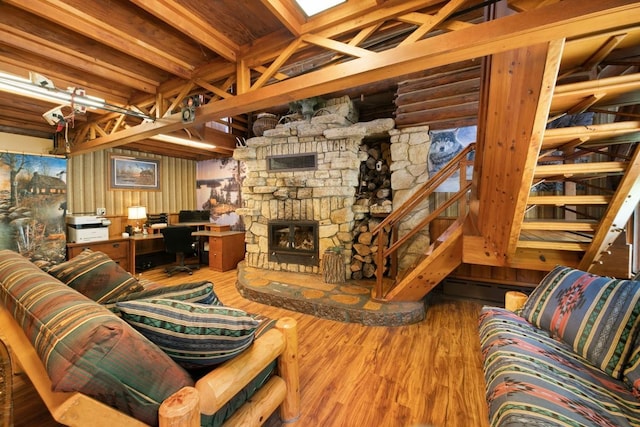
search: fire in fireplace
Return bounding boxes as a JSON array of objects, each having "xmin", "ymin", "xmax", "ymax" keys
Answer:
[{"xmin": 268, "ymin": 220, "xmax": 319, "ymax": 266}]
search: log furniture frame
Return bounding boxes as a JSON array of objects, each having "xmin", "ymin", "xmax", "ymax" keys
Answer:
[{"xmin": 0, "ymin": 304, "xmax": 300, "ymax": 427}]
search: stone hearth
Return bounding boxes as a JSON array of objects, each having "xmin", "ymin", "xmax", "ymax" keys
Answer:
[{"xmin": 236, "ymin": 262, "xmax": 426, "ymax": 326}]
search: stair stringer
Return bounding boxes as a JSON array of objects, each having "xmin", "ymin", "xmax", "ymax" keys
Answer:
[{"xmin": 385, "ymin": 219, "xmax": 464, "ymax": 302}]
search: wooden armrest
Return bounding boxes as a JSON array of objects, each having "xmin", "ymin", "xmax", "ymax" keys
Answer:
[
  {"xmin": 505, "ymin": 291, "xmax": 528, "ymax": 312},
  {"xmin": 195, "ymin": 317, "xmax": 299, "ymax": 422},
  {"xmin": 196, "ymin": 327, "xmax": 285, "ymax": 414}
]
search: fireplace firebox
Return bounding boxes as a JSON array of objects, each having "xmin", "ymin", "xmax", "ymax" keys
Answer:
[{"xmin": 268, "ymin": 220, "xmax": 319, "ymax": 266}]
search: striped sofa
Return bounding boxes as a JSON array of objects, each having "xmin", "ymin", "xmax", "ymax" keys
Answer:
[
  {"xmin": 479, "ymin": 266, "xmax": 640, "ymax": 427},
  {"xmin": 0, "ymin": 249, "xmax": 299, "ymax": 427}
]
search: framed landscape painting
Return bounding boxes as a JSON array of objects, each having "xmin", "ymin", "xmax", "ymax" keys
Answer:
[{"xmin": 109, "ymin": 155, "xmax": 160, "ymax": 190}]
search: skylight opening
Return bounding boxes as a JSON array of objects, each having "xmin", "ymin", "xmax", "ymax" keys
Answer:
[{"xmin": 294, "ymin": 0, "xmax": 346, "ymax": 17}]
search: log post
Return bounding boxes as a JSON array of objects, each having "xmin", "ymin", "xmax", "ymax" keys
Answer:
[
  {"xmin": 276, "ymin": 317, "xmax": 300, "ymax": 423},
  {"xmin": 323, "ymin": 249, "xmax": 345, "ymax": 284},
  {"xmin": 159, "ymin": 386, "xmax": 200, "ymax": 427}
]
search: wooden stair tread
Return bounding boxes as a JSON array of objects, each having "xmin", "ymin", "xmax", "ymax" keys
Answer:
[
  {"xmin": 534, "ymin": 161, "xmax": 626, "ymax": 178},
  {"xmin": 518, "ymin": 229, "xmax": 591, "ymax": 251},
  {"xmin": 517, "ymin": 240, "xmax": 590, "ymax": 251},
  {"xmin": 550, "ymin": 73, "xmax": 640, "ymax": 116},
  {"xmin": 527, "ymin": 195, "xmax": 611, "ymax": 205},
  {"xmin": 521, "ymin": 219, "xmax": 598, "ymax": 231},
  {"xmin": 541, "ymin": 121, "xmax": 640, "ymax": 150}
]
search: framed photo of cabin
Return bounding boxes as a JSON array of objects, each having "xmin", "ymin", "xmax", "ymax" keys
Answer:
[{"xmin": 109, "ymin": 155, "xmax": 160, "ymax": 191}]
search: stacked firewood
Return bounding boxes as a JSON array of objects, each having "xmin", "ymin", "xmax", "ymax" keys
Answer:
[
  {"xmin": 350, "ymin": 217, "xmax": 390, "ymax": 280},
  {"xmin": 356, "ymin": 145, "xmax": 392, "ymax": 211}
]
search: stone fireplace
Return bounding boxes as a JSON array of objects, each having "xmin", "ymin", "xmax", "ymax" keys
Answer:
[{"xmin": 234, "ymin": 96, "xmax": 434, "ymax": 281}]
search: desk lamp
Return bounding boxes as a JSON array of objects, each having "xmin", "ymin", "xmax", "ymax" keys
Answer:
[{"xmin": 127, "ymin": 206, "xmax": 147, "ymax": 234}]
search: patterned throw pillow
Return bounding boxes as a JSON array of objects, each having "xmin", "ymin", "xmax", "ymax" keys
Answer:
[
  {"xmin": 46, "ymin": 249, "xmax": 143, "ymax": 304},
  {"xmin": 104, "ymin": 280, "xmax": 222, "ymax": 313},
  {"xmin": 521, "ymin": 265, "xmax": 640, "ymax": 378},
  {"xmin": 117, "ymin": 299, "xmax": 259, "ymax": 368}
]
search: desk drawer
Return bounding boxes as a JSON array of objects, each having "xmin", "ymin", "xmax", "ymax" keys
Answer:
[{"xmin": 68, "ymin": 240, "xmax": 130, "ymax": 273}]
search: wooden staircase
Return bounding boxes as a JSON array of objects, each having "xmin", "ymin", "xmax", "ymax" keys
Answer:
[{"xmin": 373, "ymin": 28, "xmax": 640, "ymax": 302}]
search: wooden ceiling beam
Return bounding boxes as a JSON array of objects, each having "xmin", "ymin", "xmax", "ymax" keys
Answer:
[
  {"xmin": 69, "ymin": 0, "xmax": 640, "ymax": 155},
  {"xmin": 240, "ymin": 0, "xmax": 441, "ymax": 67},
  {"xmin": 398, "ymin": 0, "xmax": 469, "ymax": 46},
  {"xmin": 261, "ymin": 0, "xmax": 304, "ymax": 36},
  {"xmin": 300, "ymin": 0, "xmax": 440, "ymax": 35},
  {"xmin": 4, "ymin": 0, "xmax": 194, "ymax": 78},
  {"xmin": 0, "ymin": 25, "xmax": 159, "ymax": 93},
  {"xmin": 131, "ymin": 0, "xmax": 238, "ymax": 62}
]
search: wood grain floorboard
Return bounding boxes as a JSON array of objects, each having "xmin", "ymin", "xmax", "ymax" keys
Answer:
[{"xmin": 9, "ymin": 265, "xmax": 489, "ymax": 427}]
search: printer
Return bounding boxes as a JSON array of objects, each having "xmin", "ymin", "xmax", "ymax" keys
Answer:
[{"xmin": 66, "ymin": 214, "xmax": 111, "ymax": 243}]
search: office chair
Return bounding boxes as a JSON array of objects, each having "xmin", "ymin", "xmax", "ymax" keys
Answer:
[{"xmin": 160, "ymin": 226, "xmax": 199, "ymax": 276}]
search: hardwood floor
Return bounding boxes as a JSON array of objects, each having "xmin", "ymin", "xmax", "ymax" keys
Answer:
[{"xmin": 10, "ymin": 265, "xmax": 490, "ymax": 427}]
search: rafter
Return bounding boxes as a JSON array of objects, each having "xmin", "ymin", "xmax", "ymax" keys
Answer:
[
  {"xmin": 4, "ymin": 0, "xmax": 194, "ymax": 78},
  {"xmin": 0, "ymin": 24, "xmax": 158, "ymax": 93},
  {"xmin": 301, "ymin": 34, "xmax": 373, "ymax": 58},
  {"xmin": 261, "ymin": 0, "xmax": 304, "ymax": 36},
  {"xmin": 250, "ymin": 38, "xmax": 304, "ymax": 91},
  {"xmin": 399, "ymin": 0, "xmax": 470, "ymax": 46},
  {"xmin": 131, "ymin": 0, "xmax": 239, "ymax": 62}
]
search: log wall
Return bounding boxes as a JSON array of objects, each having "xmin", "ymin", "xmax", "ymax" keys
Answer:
[{"xmin": 394, "ymin": 59, "xmax": 482, "ymax": 130}]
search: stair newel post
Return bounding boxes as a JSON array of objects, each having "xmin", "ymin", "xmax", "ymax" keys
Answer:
[
  {"xmin": 459, "ymin": 157, "xmax": 468, "ymax": 217},
  {"xmin": 389, "ymin": 224, "xmax": 399, "ymax": 279},
  {"xmin": 375, "ymin": 229, "xmax": 385, "ymax": 299}
]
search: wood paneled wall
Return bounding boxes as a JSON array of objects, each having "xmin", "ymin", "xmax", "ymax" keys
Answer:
[{"xmin": 66, "ymin": 148, "xmax": 197, "ymax": 218}]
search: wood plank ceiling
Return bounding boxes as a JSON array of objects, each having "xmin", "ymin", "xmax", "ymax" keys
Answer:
[{"xmin": 0, "ymin": 0, "xmax": 638, "ymax": 161}]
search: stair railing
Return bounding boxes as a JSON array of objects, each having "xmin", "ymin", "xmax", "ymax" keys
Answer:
[{"xmin": 370, "ymin": 143, "xmax": 475, "ymax": 299}]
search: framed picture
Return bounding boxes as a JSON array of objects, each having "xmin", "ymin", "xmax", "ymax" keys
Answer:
[{"xmin": 109, "ymin": 155, "xmax": 160, "ymax": 190}]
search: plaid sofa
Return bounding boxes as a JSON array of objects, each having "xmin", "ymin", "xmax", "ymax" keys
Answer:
[
  {"xmin": 0, "ymin": 249, "xmax": 278, "ymax": 426},
  {"xmin": 479, "ymin": 266, "xmax": 640, "ymax": 427}
]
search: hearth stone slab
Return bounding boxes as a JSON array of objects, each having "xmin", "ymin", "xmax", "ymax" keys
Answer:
[{"xmin": 236, "ymin": 262, "xmax": 426, "ymax": 326}]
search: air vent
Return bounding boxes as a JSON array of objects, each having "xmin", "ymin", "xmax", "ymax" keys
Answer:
[{"xmin": 267, "ymin": 153, "xmax": 317, "ymax": 172}]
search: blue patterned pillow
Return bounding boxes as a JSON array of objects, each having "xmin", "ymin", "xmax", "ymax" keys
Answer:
[
  {"xmin": 521, "ymin": 265, "xmax": 640, "ymax": 378},
  {"xmin": 104, "ymin": 280, "xmax": 222, "ymax": 313},
  {"xmin": 116, "ymin": 299, "xmax": 259, "ymax": 368}
]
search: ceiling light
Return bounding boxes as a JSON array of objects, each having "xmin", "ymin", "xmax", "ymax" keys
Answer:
[
  {"xmin": 0, "ymin": 70, "xmax": 154, "ymax": 121},
  {"xmin": 294, "ymin": 0, "xmax": 345, "ymax": 16},
  {"xmin": 151, "ymin": 134, "xmax": 216, "ymax": 150}
]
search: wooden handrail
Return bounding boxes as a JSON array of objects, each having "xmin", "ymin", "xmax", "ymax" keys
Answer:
[{"xmin": 372, "ymin": 143, "xmax": 475, "ymax": 299}]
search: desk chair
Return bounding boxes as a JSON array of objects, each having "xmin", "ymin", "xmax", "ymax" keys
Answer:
[{"xmin": 160, "ymin": 226, "xmax": 199, "ymax": 276}]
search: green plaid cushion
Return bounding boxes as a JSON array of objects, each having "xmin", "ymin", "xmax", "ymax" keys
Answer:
[
  {"xmin": 521, "ymin": 265, "xmax": 640, "ymax": 378},
  {"xmin": 117, "ymin": 299, "xmax": 259, "ymax": 368},
  {"xmin": 46, "ymin": 249, "xmax": 142, "ymax": 303}
]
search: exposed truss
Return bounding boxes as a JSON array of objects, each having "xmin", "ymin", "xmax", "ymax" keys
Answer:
[{"xmin": 59, "ymin": 0, "xmax": 640, "ymax": 156}]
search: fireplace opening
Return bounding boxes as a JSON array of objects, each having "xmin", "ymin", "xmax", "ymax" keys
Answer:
[{"xmin": 268, "ymin": 220, "xmax": 319, "ymax": 266}]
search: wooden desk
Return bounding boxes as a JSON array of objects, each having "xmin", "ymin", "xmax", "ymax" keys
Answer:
[
  {"xmin": 129, "ymin": 233, "xmax": 164, "ymax": 275},
  {"xmin": 192, "ymin": 230, "xmax": 245, "ymax": 272}
]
